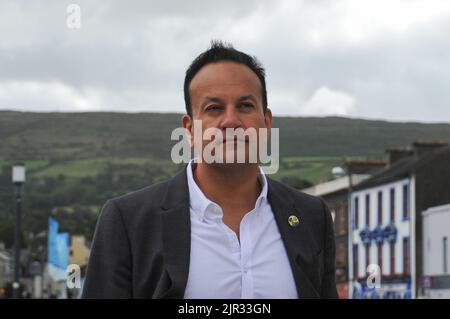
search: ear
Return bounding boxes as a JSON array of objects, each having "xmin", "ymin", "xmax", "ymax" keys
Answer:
[
  {"xmin": 264, "ymin": 108, "xmax": 273, "ymax": 138},
  {"xmin": 182, "ymin": 114, "xmax": 194, "ymax": 147}
]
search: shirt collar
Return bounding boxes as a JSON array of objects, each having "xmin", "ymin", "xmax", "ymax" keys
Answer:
[{"xmin": 186, "ymin": 159, "xmax": 268, "ymax": 222}]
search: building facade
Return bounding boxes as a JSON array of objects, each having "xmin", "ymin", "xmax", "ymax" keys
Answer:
[
  {"xmin": 0, "ymin": 250, "xmax": 12, "ymax": 292},
  {"xmin": 350, "ymin": 178, "xmax": 413, "ymax": 298},
  {"xmin": 302, "ymin": 160, "xmax": 386, "ymax": 299},
  {"xmin": 349, "ymin": 141, "xmax": 450, "ymax": 298},
  {"xmin": 421, "ymin": 203, "xmax": 450, "ymax": 298}
]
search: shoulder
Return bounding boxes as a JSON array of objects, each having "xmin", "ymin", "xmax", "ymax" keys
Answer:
[
  {"xmin": 97, "ymin": 175, "xmax": 176, "ymax": 229},
  {"xmin": 108, "ymin": 178, "xmax": 171, "ymax": 212}
]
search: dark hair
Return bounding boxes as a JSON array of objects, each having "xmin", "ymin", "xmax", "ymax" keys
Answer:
[{"xmin": 183, "ymin": 40, "xmax": 268, "ymax": 117}]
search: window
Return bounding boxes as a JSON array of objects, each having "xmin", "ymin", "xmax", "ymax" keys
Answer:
[
  {"xmin": 444, "ymin": 237, "xmax": 448, "ymax": 273},
  {"xmin": 336, "ymin": 242, "xmax": 346, "ymax": 266},
  {"xmin": 390, "ymin": 242, "xmax": 396, "ymax": 275},
  {"xmin": 378, "ymin": 191, "xmax": 383, "ymax": 225},
  {"xmin": 353, "ymin": 244, "xmax": 359, "ymax": 279},
  {"xmin": 403, "ymin": 184, "xmax": 409, "ymax": 220},
  {"xmin": 365, "ymin": 244, "xmax": 370, "ymax": 273},
  {"xmin": 334, "ymin": 203, "xmax": 347, "ymax": 236},
  {"xmin": 378, "ymin": 244, "xmax": 383, "ymax": 274},
  {"xmin": 365, "ymin": 194, "xmax": 370, "ymax": 227},
  {"xmin": 403, "ymin": 237, "xmax": 410, "ymax": 274},
  {"xmin": 336, "ymin": 243, "xmax": 347, "ymax": 282},
  {"xmin": 354, "ymin": 197, "xmax": 359, "ymax": 229},
  {"xmin": 390, "ymin": 188, "xmax": 395, "ymax": 222}
]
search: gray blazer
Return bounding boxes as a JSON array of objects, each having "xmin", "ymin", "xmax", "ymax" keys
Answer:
[{"xmin": 82, "ymin": 166, "xmax": 338, "ymax": 299}]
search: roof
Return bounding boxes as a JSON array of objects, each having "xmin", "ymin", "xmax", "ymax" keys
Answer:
[
  {"xmin": 422, "ymin": 203, "xmax": 450, "ymax": 217},
  {"xmin": 346, "ymin": 159, "xmax": 387, "ymax": 166},
  {"xmin": 413, "ymin": 139, "xmax": 448, "ymax": 146},
  {"xmin": 354, "ymin": 146, "xmax": 450, "ymax": 190},
  {"xmin": 302, "ymin": 174, "xmax": 370, "ymax": 196}
]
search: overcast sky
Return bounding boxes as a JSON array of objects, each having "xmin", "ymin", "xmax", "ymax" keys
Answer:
[{"xmin": 1, "ymin": 0, "xmax": 450, "ymax": 122}]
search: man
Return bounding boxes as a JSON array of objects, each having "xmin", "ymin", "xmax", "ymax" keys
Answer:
[{"xmin": 82, "ymin": 41, "xmax": 338, "ymax": 299}]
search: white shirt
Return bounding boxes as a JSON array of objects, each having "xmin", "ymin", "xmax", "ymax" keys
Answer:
[{"xmin": 183, "ymin": 161, "xmax": 298, "ymax": 299}]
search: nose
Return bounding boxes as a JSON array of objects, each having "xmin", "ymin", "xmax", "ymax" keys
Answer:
[{"xmin": 219, "ymin": 106, "xmax": 243, "ymax": 131}]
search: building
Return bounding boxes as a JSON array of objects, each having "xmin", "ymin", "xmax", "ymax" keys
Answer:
[
  {"xmin": 0, "ymin": 247, "xmax": 12, "ymax": 292},
  {"xmin": 302, "ymin": 160, "xmax": 386, "ymax": 299},
  {"xmin": 421, "ymin": 203, "xmax": 450, "ymax": 298},
  {"xmin": 68, "ymin": 235, "xmax": 90, "ymax": 299},
  {"xmin": 349, "ymin": 140, "xmax": 450, "ymax": 298},
  {"xmin": 69, "ymin": 235, "xmax": 90, "ymax": 268}
]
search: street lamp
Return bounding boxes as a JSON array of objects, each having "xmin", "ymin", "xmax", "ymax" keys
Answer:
[
  {"xmin": 12, "ymin": 163, "xmax": 26, "ymax": 299},
  {"xmin": 345, "ymin": 158, "xmax": 355, "ymax": 299}
]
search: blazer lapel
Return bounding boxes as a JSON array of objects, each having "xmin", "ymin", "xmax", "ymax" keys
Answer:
[
  {"xmin": 156, "ymin": 166, "xmax": 191, "ymax": 299},
  {"xmin": 267, "ymin": 179, "xmax": 321, "ymax": 299}
]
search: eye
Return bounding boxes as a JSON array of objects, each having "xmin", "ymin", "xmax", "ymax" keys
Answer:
[
  {"xmin": 240, "ymin": 103, "xmax": 254, "ymax": 109},
  {"xmin": 205, "ymin": 104, "xmax": 223, "ymax": 111}
]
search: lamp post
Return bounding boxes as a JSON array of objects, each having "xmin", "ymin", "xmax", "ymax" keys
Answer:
[
  {"xmin": 12, "ymin": 163, "xmax": 26, "ymax": 299},
  {"xmin": 345, "ymin": 158, "xmax": 354, "ymax": 299}
]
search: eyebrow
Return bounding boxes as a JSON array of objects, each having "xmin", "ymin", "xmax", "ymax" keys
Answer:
[
  {"xmin": 204, "ymin": 96, "xmax": 224, "ymax": 104},
  {"xmin": 237, "ymin": 95, "xmax": 256, "ymax": 102},
  {"xmin": 203, "ymin": 95, "xmax": 256, "ymax": 104}
]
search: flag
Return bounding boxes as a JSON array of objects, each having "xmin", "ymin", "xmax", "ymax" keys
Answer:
[{"xmin": 47, "ymin": 217, "xmax": 70, "ymax": 281}]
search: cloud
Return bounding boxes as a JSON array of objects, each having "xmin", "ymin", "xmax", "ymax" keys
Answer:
[
  {"xmin": 0, "ymin": 0, "xmax": 449, "ymax": 122},
  {"xmin": 0, "ymin": 80, "xmax": 100, "ymax": 112},
  {"xmin": 302, "ymin": 87, "xmax": 356, "ymax": 116}
]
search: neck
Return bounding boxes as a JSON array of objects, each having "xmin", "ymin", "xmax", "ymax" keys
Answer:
[{"xmin": 193, "ymin": 162, "xmax": 262, "ymax": 211}]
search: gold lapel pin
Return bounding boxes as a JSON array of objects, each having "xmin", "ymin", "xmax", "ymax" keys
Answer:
[{"xmin": 288, "ymin": 215, "xmax": 299, "ymax": 227}]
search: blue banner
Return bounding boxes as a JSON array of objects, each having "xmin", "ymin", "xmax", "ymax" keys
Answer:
[{"xmin": 48, "ymin": 217, "xmax": 69, "ymax": 270}]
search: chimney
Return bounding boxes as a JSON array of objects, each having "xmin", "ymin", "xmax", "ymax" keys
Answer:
[
  {"xmin": 385, "ymin": 147, "xmax": 415, "ymax": 165},
  {"xmin": 413, "ymin": 139, "xmax": 448, "ymax": 158},
  {"xmin": 345, "ymin": 159, "xmax": 387, "ymax": 175}
]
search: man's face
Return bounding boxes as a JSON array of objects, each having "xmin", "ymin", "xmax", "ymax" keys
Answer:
[{"xmin": 182, "ymin": 61, "xmax": 272, "ymax": 165}]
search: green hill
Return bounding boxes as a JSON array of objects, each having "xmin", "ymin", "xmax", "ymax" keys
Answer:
[
  {"xmin": 1, "ymin": 111, "xmax": 450, "ymax": 161},
  {"xmin": 1, "ymin": 111, "xmax": 449, "ymax": 249}
]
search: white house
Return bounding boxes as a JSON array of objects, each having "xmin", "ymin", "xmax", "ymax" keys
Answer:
[
  {"xmin": 348, "ymin": 140, "xmax": 450, "ymax": 299},
  {"xmin": 422, "ymin": 203, "xmax": 450, "ymax": 298},
  {"xmin": 350, "ymin": 177, "xmax": 413, "ymax": 299}
]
